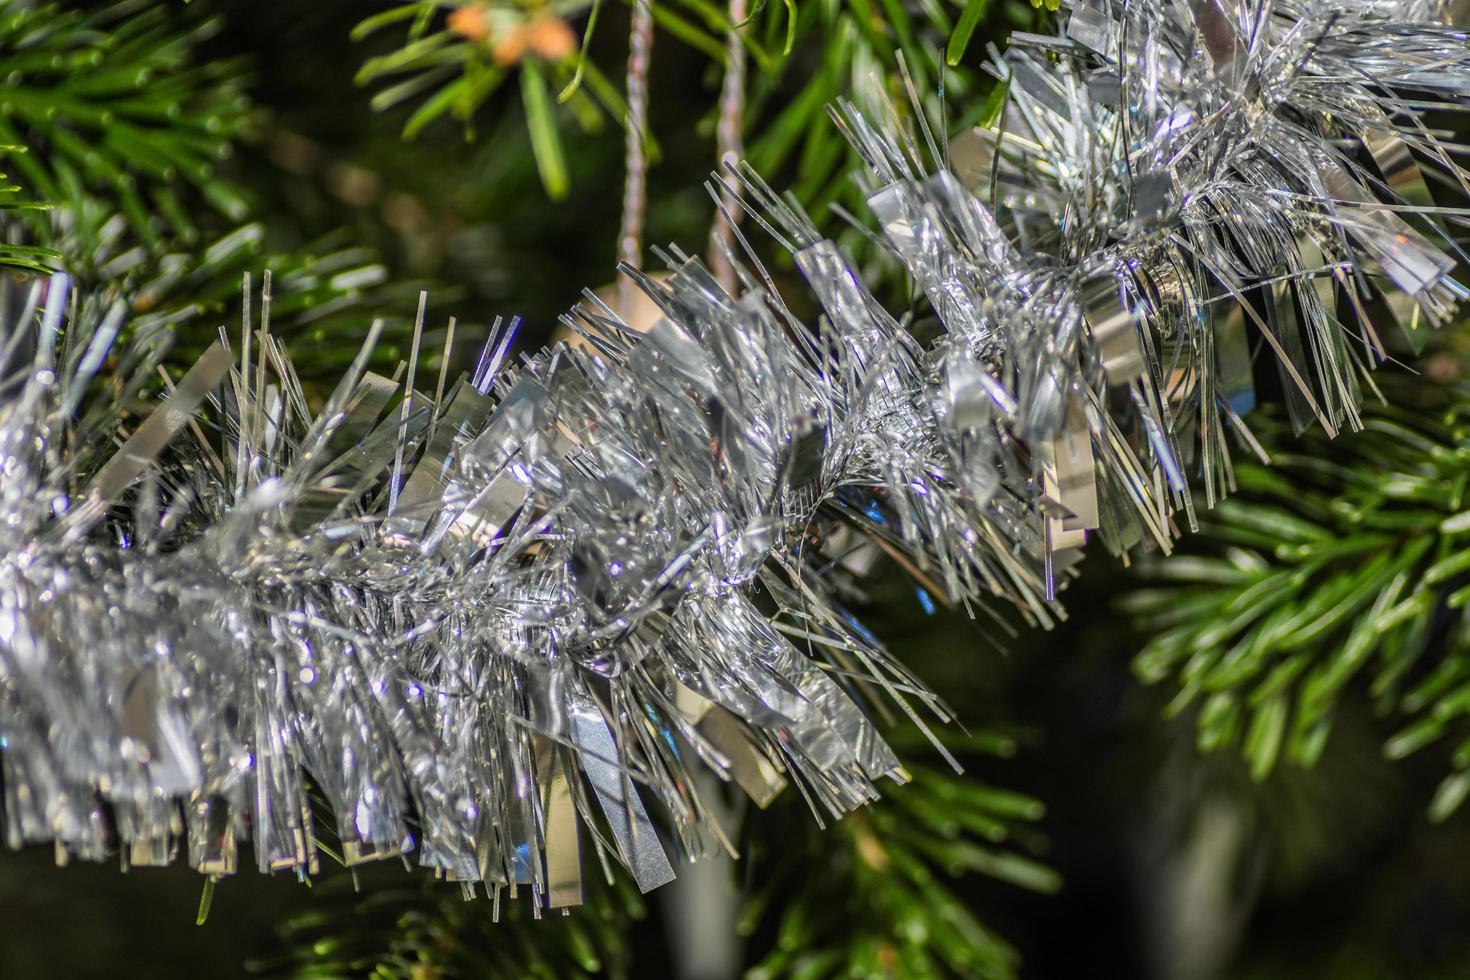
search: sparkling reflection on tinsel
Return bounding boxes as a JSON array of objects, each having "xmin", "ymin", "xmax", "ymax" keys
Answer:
[{"xmin": 2, "ymin": 0, "xmax": 1469, "ymax": 904}]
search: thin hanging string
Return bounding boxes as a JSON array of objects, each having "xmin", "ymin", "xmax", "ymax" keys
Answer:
[
  {"xmin": 708, "ymin": 0, "xmax": 747, "ymax": 294},
  {"xmin": 618, "ymin": 0, "xmax": 654, "ymax": 317}
]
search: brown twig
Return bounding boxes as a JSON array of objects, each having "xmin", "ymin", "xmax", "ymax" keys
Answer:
[
  {"xmin": 708, "ymin": 0, "xmax": 747, "ymax": 293},
  {"xmin": 618, "ymin": 0, "xmax": 655, "ymax": 316}
]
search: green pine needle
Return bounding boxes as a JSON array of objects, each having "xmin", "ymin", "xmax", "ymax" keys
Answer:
[{"xmin": 1129, "ymin": 362, "xmax": 1470, "ymax": 815}]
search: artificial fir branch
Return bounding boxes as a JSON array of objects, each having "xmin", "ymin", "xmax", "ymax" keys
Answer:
[{"xmin": 10, "ymin": 192, "xmax": 459, "ymax": 384}]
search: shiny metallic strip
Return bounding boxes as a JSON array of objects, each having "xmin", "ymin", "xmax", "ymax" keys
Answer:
[
  {"xmin": 569, "ymin": 689, "xmax": 675, "ymax": 893},
  {"xmin": 86, "ymin": 341, "xmax": 232, "ymax": 504}
]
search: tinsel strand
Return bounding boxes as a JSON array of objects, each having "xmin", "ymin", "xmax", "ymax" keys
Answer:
[{"xmin": 1, "ymin": 0, "xmax": 1468, "ymax": 908}]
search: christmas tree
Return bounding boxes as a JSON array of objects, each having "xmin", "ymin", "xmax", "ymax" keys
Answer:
[{"xmin": 2, "ymin": 1, "xmax": 1470, "ymax": 978}]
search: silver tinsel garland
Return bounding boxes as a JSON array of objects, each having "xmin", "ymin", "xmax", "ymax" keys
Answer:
[{"xmin": 2, "ymin": 0, "xmax": 1468, "ymax": 905}]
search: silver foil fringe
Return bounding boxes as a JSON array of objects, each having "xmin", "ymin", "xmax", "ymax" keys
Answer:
[{"xmin": 2, "ymin": 0, "xmax": 1470, "ymax": 905}]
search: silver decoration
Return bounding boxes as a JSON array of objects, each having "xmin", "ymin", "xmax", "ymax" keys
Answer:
[{"xmin": 1, "ymin": 0, "xmax": 1468, "ymax": 904}]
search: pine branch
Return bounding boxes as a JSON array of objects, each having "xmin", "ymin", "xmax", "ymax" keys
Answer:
[
  {"xmin": 259, "ymin": 727, "xmax": 1051, "ymax": 978},
  {"xmin": 265, "ymin": 867, "xmax": 643, "ymax": 979},
  {"xmin": 743, "ymin": 728, "xmax": 1058, "ymax": 979},
  {"xmin": 0, "ymin": 0, "xmax": 251, "ymax": 250},
  {"xmin": 0, "ymin": 0, "xmax": 458, "ymax": 387},
  {"xmin": 0, "ymin": 145, "xmax": 58, "ymax": 273},
  {"xmin": 351, "ymin": 0, "xmax": 1032, "ymax": 208},
  {"xmin": 24, "ymin": 200, "xmax": 457, "ymax": 392},
  {"xmin": 1127, "ymin": 360, "xmax": 1470, "ymax": 820},
  {"xmin": 117, "ymin": 222, "xmax": 459, "ymax": 383}
]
